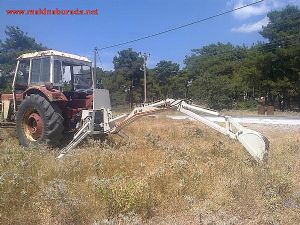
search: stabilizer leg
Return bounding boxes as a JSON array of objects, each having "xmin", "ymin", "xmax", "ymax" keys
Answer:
[{"xmin": 57, "ymin": 121, "xmax": 90, "ymax": 159}]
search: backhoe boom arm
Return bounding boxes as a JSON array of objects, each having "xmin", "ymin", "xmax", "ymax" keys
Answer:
[
  {"xmin": 58, "ymin": 99, "xmax": 269, "ymax": 161},
  {"xmin": 110, "ymin": 99, "xmax": 269, "ymax": 161}
]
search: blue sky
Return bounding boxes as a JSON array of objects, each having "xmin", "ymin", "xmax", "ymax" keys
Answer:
[{"xmin": 0, "ymin": 0, "xmax": 299, "ymax": 70}]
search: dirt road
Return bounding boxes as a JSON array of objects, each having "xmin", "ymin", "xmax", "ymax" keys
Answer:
[{"xmin": 167, "ymin": 115, "xmax": 300, "ymax": 126}]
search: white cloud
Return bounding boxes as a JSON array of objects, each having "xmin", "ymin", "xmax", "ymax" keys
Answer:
[
  {"xmin": 229, "ymin": 0, "xmax": 291, "ymax": 19},
  {"xmin": 234, "ymin": 1, "xmax": 269, "ymax": 19},
  {"xmin": 231, "ymin": 17, "xmax": 269, "ymax": 32}
]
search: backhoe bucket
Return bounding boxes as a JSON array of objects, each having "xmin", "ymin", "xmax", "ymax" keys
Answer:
[{"xmin": 236, "ymin": 129, "xmax": 269, "ymax": 161}]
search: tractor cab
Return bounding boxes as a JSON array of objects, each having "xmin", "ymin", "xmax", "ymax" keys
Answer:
[
  {"xmin": 11, "ymin": 50, "xmax": 98, "ymax": 131},
  {"xmin": 11, "ymin": 50, "xmax": 94, "ymax": 106},
  {"xmin": 14, "ymin": 50, "xmax": 93, "ymax": 93}
]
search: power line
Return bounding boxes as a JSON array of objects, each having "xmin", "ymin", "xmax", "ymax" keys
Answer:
[
  {"xmin": 98, "ymin": 0, "xmax": 265, "ymax": 50},
  {"xmin": 95, "ymin": 50, "xmax": 104, "ymax": 69}
]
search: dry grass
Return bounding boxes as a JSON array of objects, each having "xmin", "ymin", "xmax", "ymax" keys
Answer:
[{"xmin": 0, "ymin": 117, "xmax": 300, "ymax": 225}]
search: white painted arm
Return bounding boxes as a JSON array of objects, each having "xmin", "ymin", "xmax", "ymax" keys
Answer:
[{"xmin": 109, "ymin": 99, "xmax": 269, "ymax": 161}]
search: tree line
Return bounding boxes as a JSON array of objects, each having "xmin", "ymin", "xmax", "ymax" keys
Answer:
[{"xmin": 1, "ymin": 6, "xmax": 299, "ymax": 110}]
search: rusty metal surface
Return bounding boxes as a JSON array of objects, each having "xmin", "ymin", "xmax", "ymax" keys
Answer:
[
  {"xmin": 0, "ymin": 122, "xmax": 16, "ymax": 128},
  {"xmin": 1, "ymin": 93, "xmax": 23, "ymax": 102},
  {"xmin": 24, "ymin": 86, "xmax": 68, "ymax": 101},
  {"xmin": 1, "ymin": 94, "xmax": 13, "ymax": 101},
  {"xmin": 23, "ymin": 112, "xmax": 44, "ymax": 141}
]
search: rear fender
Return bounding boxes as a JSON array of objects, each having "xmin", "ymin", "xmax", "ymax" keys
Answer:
[{"xmin": 23, "ymin": 86, "xmax": 68, "ymax": 102}]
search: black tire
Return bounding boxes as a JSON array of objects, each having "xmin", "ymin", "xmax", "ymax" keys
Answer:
[{"xmin": 16, "ymin": 94, "xmax": 64, "ymax": 147}]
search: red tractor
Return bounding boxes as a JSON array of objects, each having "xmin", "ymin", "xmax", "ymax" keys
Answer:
[
  {"xmin": 1, "ymin": 50, "xmax": 269, "ymax": 161},
  {"xmin": 0, "ymin": 50, "xmax": 96, "ymax": 146}
]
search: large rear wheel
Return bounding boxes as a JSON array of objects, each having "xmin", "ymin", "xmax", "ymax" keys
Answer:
[{"xmin": 16, "ymin": 94, "xmax": 64, "ymax": 146}]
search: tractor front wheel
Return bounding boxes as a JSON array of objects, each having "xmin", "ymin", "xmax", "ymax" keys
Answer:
[{"xmin": 16, "ymin": 94, "xmax": 64, "ymax": 146}]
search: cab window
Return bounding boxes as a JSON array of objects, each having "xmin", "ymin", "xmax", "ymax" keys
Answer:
[
  {"xmin": 30, "ymin": 57, "xmax": 51, "ymax": 84},
  {"xmin": 54, "ymin": 60, "xmax": 62, "ymax": 83},
  {"xmin": 15, "ymin": 60, "xmax": 30, "ymax": 90}
]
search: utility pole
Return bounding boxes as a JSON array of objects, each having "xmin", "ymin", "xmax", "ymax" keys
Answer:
[
  {"xmin": 140, "ymin": 52, "xmax": 150, "ymax": 103},
  {"xmin": 93, "ymin": 47, "xmax": 97, "ymax": 89}
]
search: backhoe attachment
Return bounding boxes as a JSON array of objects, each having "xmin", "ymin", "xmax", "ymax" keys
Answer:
[
  {"xmin": 175, "ymin": 100, "xmax": 269, "ymax": 161},
  {"xmin": 58, "ymin": 97, "xmax": 269, "ymax": 161}
]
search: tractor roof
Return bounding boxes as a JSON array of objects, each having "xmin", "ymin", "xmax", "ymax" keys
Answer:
[{"xmin": 18, "ymin": 50, "xmax": 92, "ymax": 65}]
